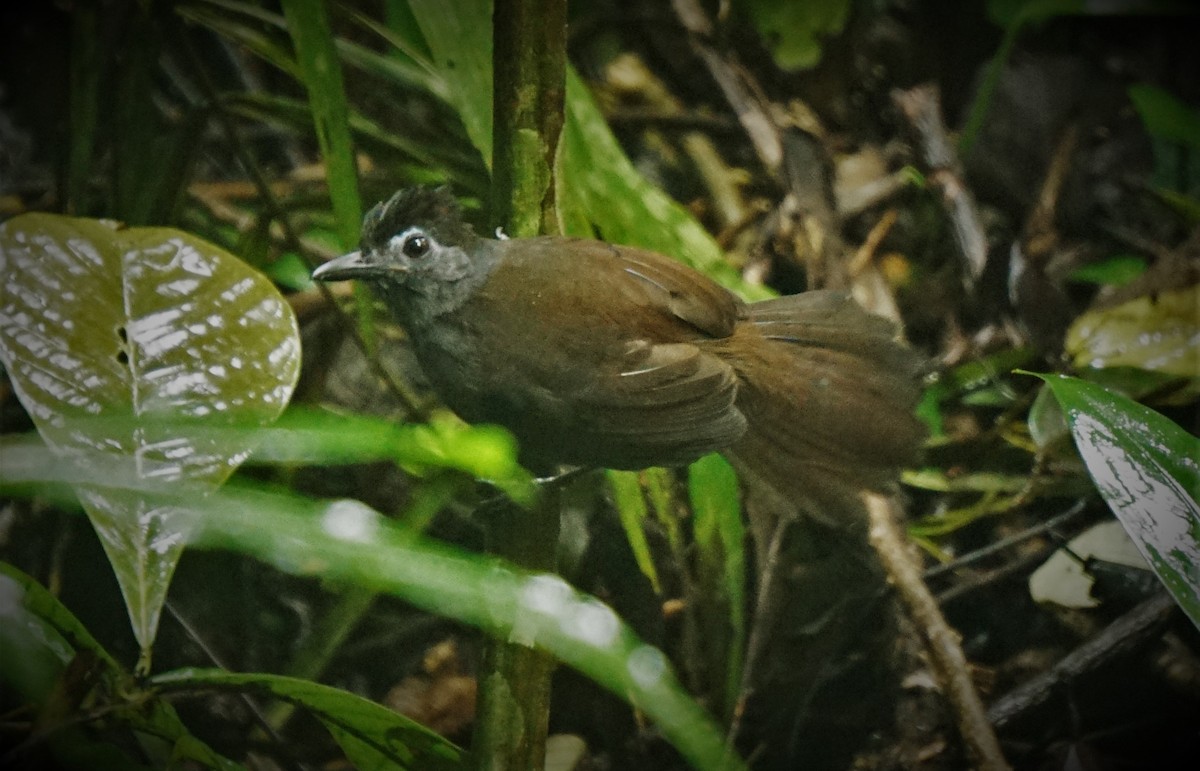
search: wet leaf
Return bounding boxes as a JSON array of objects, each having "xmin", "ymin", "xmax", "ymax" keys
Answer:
[
  {"xmin": 1066, "ymin": 285, "xmax": 1198, "ymax": 379},
  {"xmin": 1028, "ymin": 373, "xmax": 1200, "ymax": 628},
  {"xmin": 0, "ymin": 214, "xmax": 300, "ymax": 659},
  {"xmin": 162, "ymin": 484, "xmax": 744, "ymax": 771}
]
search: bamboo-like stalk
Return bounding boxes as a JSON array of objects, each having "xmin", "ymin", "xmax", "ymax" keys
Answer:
[{"xmin": 472, "ymin": 0, "xmax": 567, "ymax": 769}]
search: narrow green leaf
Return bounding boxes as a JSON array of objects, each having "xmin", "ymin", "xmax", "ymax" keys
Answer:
[
  {"xmin": 175, "ymin": 2, "xmax": 303, "ymax": 79},
  {"xmin": 0, "ymin": 214, "xmax": 301, "ymax": 660},
  {"xmin": 222, "ymin": 92, "xmax": 483, "ymax": 190},
  {"xmin": 3, "ymin": 407, "xmax": 533, "ymax": 502},
  {"xmin": 111, "ymin": 10, "xmax": 169, "ymax": 224},
  {"xmin": 687, "ymin": 453, "xmax": 745, "ymax": 722},
  {"xmin": 1027, "ymin": 373, "xmax": 1200, "ymax": 628},
  {"xmin": 1068, "ymin": 254, "xmax": 1148, "ymax": 286},
  {"xmin": 5, "ymin": 453, "xmax": 747, "ymax": 771},
  {"xmin": 180, "ymin": 1, "xmax": 452, "ymax": 104},
  {"xmin": 191, "ymin": 488, "xmax": 746, "ymax": 771},
  {"xmin": 963, "ymin": 0, "xmax": 1084, "ymax": 155},
  {"xmin": 152, "ymin": 669, "xmax": 464, "ymax": 770},
  {"xmin": 0, "ymin": 563, "xmax": 115, "ymax": 708},
  {"xmin": 986, "ymin": 0, "xmax": 1085, "ymax": 27},
  {"xmin": 607, "ymin": 470, "xmax": 662, "ymax": 594},
  {"xmin": 281, "ymin": 0, "xmax": 363, "ymax": 249},
  {"xmin": 343, "ymin": 6, "xmax": 447, "ymax": 97}
]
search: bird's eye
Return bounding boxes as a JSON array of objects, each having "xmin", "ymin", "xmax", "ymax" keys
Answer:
[{"xmin": 402, "ymin": 234, "xmax": 430, "ymax": 258}]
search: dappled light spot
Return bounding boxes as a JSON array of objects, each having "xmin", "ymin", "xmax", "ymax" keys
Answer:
[
  {"xmin": 562, "ymin": 599, "xmax": 619, "ymax": 648},
  {"xmin": 321, "ymin": 499, "xmax": 381, "ymax": 544},
  {"xmin": 626, "ymin": 644, "xmax": 667, "ymax": 689}
]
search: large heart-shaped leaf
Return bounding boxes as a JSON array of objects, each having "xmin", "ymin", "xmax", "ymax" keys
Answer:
[
  {"xmin": 0, "ymin": 214, "xmax": 300, "ymax": 664},
  {"xmin": 1029, "ymin": 373, "xmax": 1200, "ymax": 628}
]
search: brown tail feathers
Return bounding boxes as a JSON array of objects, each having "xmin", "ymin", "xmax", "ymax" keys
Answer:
[{"xmin": 721, "ymin": 290, "xmax": 925, "ymax": 525}]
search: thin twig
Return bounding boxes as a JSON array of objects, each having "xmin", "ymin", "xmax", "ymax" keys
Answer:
[
  {"xmin": 892, "ymin": 84, "xmax": 989, "ymax": 290},
  {"xmin": 865, "ymin": 492, "xmax": 1011, "ymax": 771},
  {"xmin": 728, "ymin": 514, "xmax": 789, "ymax": 746},
  {"xmin": 164, "ymin": 601, "xmax": 312, "ymax": 771},
  {"xmin": 604, "ymin": 54, "xmax": 747, "ymax": 231},
  {"xmin": 924, "ymin": 501, "xmax": 1088, "ymax": 580},
  {"xmin": 987, "ymin": 592, "xmax": 1177, "ymax": 729},
  {"xmin": 670, "ymin": 0, "xmax": 783, "ymax": 176}
]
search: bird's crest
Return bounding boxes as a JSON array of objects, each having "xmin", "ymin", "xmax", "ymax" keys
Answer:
[{"xmin": 361, "ymin": 186, "xmax": 476, "ymax": 250}]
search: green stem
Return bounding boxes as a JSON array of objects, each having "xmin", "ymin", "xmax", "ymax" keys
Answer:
[{"xmin": 472, "ymin": 0, "xmax": 567, "ymax": 769}]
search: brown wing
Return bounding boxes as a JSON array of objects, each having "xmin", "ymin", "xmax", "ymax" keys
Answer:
[{"xmin": 459, "ymin": 236, "xmax": 748, "ymax": 468}]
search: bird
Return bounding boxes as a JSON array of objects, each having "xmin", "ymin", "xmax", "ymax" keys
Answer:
[{"xmin": 312, "ymin": 186, "xmax": 924, "ymax": 525}]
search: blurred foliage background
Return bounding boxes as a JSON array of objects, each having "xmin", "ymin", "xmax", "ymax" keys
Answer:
[{"xmin": 1, "ymin": 1, "xmax": 1198, "ymax": 770}]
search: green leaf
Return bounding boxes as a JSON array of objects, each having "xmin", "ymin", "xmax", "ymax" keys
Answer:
[
  {"xmin": 1065, "ymin": 285, "xmax": 1198, "ymax": 379},
  {"xmin": 1068, "ymin": 254, "xmax": 1148, "ymax": 286},
  {"xmin": 687, "ymin": 453, "xmax": 745, "ymax": 721},
  {"xmin": 195, "ymin": 490, "xmax": 746, "ymax": 770},
  {"xmin": 986, "ymin": 0, "xmax": 1085, "ymax": 27},
  {"xmin": 0, "ymin": 563, "xmax": 244, "ymax": 770},
  {"xmin": 5, "ymin": 449, "xmax": 747, "ymax": 770},
  {"xmin": 180, "ymin": 2, "xmax": 484, "ymax": 189},
  {"xmin": 4, "ymin": 406, "xmax": 533, "ymax": 502},
  {"xmin": 963, "ymin": 0, "xmax": 1084, "ymax": 154},
  {"xmin": 560, "ymin": 68, "xmax": 770, "ymax": 300},
  {"xmin": 931, "ymin": 346, "xmax": 1038, "ymax": 399},
  {"xmin": 743, "ymin": 0, "xmax": 850, "ymax": 71},
  {"xmin": 0, "ymin": 562, "xmax": 114, "ymax": 706},
  {"xmin": 1027, "ymin": 381, "xmax": 1069, "ymax": 451},
  {"xmin": 1129, "ymin": 83, "xmax": 1200, "ymax": 150},
  {"xmin": 606, "ymin": 470, "xmax": 663, "ymax": 595},
  {"xmin": 152, "ymin": 669, "xmax": 464, "ymax": 770},
  {"xmin": 0, "ymin": 214, "xmax": 301, "ymax": 662},
  {"xmin": 176, "ymin": 1, "xmax": 302, "ymax": 78},
  {"xmin": 266, "ymin": 251, "xmax": 316, "ymax": 290},
  {"xmin": 282, "ymin": 0, "xmax": 363, "ymax": 250},
  {"xmin": 1027, "ymin": 373, "xmax": 1200, "ymax": 628},
  {"xmin": 408, "ymin": 0, "xmax": 494, "ymax": 168}
]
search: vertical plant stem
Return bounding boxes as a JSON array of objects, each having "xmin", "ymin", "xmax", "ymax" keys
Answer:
[
  {"xmin": 490, "ymin": 0, "xmax": 567, "ymax": 238},
  {"xmin": 472, "ymin": 0, "xmax": 567, "ymax": 769}
]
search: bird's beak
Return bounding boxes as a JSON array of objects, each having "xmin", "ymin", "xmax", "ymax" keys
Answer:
[{"xmin": 312, "ymin": 250, "xmax": 391, "ymax": 282}]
